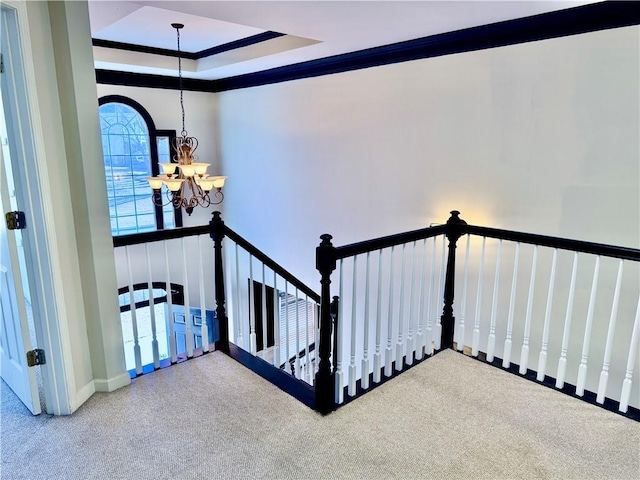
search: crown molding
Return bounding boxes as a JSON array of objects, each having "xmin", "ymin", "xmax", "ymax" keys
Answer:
[
  {"xmin": 96, "ymin": 2, "xmax": 640, "ymax": 93},
  {"xmin": 93, "ymin": 31, "xmax": 285, "ymax": 60}
]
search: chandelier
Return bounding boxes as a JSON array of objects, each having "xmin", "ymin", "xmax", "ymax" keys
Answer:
[{"xmin": 147, "ymin": 23, "xmax": 227, "ymax": 216}]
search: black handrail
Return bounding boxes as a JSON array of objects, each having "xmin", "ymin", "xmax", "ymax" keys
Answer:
[
  {"xmin": 224, "ymin": 226, "xmax": 321, "ymax": 303},
  {"xmin": 279, "ymin": 342, "xmax": 316, "ymax": 370},
  {"xmin": 334, "ymin": 224, "xmax": 447, "ymax": 259},
  {"xmin": 112, "ymin": 225, "xmax": 210, "ymax": 248},
  {"xmin": 464, "ymin": 225, "xmax": 640, "ymax": 261}
]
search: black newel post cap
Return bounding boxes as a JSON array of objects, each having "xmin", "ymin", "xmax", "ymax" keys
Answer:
[
  {"xmin": 445, "ymin": 210, "xmax": 468, "ymax": 241},
  {"xmin": 447, "ymin": 210, "xmax": 467, "ymax": 226},
  {"xmin": 210, "ymin": 210, "xmax": 225, "ymax": 241},
  {"xmin": 316, "ymin": 234, "xmax": 336, "ymax": 273}
]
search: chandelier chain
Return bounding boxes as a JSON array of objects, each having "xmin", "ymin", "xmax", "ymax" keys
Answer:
[{"xmin": 175, "ymin": 26, "xmax": 186, "ymax": 135}]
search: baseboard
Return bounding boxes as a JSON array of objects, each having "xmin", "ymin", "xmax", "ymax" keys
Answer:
[{"xmin": 94, "ymin": 372, "xmax": 131, "ymax": 392}]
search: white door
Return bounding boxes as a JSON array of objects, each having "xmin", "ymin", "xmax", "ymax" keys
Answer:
[{"xmin": 0, "ymin": 143, "xmax": 40, "ymax": 415}]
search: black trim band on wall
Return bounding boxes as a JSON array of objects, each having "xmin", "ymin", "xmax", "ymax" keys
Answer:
[
  {"xmin": 93, "ymin": 31, "xmax": 285, "ymax": 60},
  {"xmin": 96, "ymin": 1, "xmax": 640, "ymax": 93},
  {"xmin": 96, "ymin": 69, "xmax": 216, "ymax": 92}
]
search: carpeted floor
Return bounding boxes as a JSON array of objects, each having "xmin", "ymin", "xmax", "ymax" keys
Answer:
[{"xmin": 1, "ymin": 349, "xmax": 638, "ymax": 479}]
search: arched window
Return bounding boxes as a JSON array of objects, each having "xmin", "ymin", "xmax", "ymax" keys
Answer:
[{"xmin": 98, "ymin": 95, "xmax": 182, "ymax": 236}]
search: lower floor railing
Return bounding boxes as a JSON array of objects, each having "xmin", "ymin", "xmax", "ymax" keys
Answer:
[{"xmin": 112, "ymin": 210, "xmax": 639, "ymax": 420}]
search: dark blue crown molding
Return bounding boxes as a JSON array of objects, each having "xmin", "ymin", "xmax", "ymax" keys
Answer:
[
  {"xmin": 96, "ymin": 1, "xmax": 640, "ymax": 93},
  {"xmin": 92, "ymin": 31, "xmax": 285, "ymax": 60},
  {"xmin": 95, "ymin": 69, "xmax": 216, "ymax": 92}
]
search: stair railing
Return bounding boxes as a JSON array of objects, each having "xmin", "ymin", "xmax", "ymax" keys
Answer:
[
  {"xmin": 314, "ymin": 214, "xmax": 459, "ymax": 411},
  {"xmin": 210, "ymin": 212, "xmax": 320, "ymax": 406},
  {"xmin": 113, "ymin": 224, "xmax": 217, "ymax": 375},
  {"xmin": 316, "ymin": 211, "xmax": 640, "ymax": 417},
  {"xmin": 457, "ymin": 222, "xmax": 639, "ymax": 415}
]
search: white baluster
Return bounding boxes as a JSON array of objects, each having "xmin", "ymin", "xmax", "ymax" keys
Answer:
[
  {"xmin": 519, "ymin": 246, "xmax": 538, "ymax": 375},
  {"xmin": 458, "ymin": 234, "xmax": 471, "ymax": 352},
  {"xmin": 396, "ymin": 244, "xmax": 407, "ymax": 371},
  {"xmin": 487, "ymin": 239, "xmax": 502, "ymax": 362},
  {"xmin": 284, "ymin": 281, "xmax": 289, "ymax": 363},
  {"xmin": 556, "ymin": 253, "xmax": 578, "ymax": 388},
  {"xmin": 576, "ymin": 256, "xmax": 600, "ymax": 396},
  {"xmin": 248, "ymin": 255, "xmax": 256, "ymax": 354},
  {"xmin": 305, "ymin": 294, "xmax": 312, "ymax": 383},
  {"xmin": 335, "ymin": 260, "xmax": 344, "ymax": 404},
  {"xmin": 198, "ymin": 236, "xmax": 209, "ymax": 354},
  {"xmin": 536, "ymin": 249, "xmax": 558, "ymax": 381},
  {"xmin": 349, "ymin": 257, "xmax": 358, "ymax": 395},
  {"xmin": 125, "ymin": 246, "xmax": 142, "ymax": 375},
  {"xmin": 472, "ymin": 237, "xmax": 486, "ymax": 357},
  {"xmin": 385, "ymin": 246, "xmax": 395, "ymax": 376},
  {"xmin": 295, "ymin": 287, "xmax": 301, "ymax": 378},
  {"xmin": 416, "ymin": 239, "xmax": 428, "ymax": 360},
  {"xmin": 181, "ymin": 238, "xmax": 193, "ymax": 358},
  {"xmin": 262, "ymin": 264, "xmax": 268, "ymax": 359},
  {"xmin": 144, "ymin": 243, "xmax": 160, "ymax": 369},
  {"xmin": 619, "ymin": 296, "xmax": 640, "ymax": 413},
  {"xmin": 362, "ymin": 252, "xmax": 371, "ymax": 390},
  {"xmin": 164, "ymin": 241, "xmax": 177, "ymax": 364},
  {"xmin": 425, "ymin": 237, "xmax": 437, "ymax": 356},
  {"xmin": 273, "ymin": 271, "xmax": 279, "ymax": 367},
  {"xmin": 406, "ymin": 242, "xmax": 417, "ymax": 365},
  {"xmin": 503, "ymin": 243, "xmax": 520, "ymax": 368},
  {"xmin": 596, "ymin": 260, "xmax": 624, "ymax": 403},
  {"xmin": 234, "ymin": 243, "xmax": 244, "ymax": 349},
  {"xmin": 373, "ymin": 250, "xmax": 383, "ymax": 383},
  {"xmin": 434, "ymin": 237, "xmax": 446, "ymax": 350}
]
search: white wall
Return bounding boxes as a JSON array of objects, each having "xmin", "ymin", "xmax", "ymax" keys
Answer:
[
  {"xmin": 218, "ymin": 26, "xmax": 639, "ymax": 290},
  {"xmin": 217, "ymin": 26, "xmax": 639, "ymax": 406},
  {"xmin": 95, "ymin": 84, "xmax": 222, "ymax": 228}
]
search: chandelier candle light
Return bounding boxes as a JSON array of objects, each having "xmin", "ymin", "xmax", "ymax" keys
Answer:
[{"xmin": 147, "ymin": 23, "xmax": 227, "ymax": 215}]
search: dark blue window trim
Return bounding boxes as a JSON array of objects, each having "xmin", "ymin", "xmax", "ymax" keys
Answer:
[{"xmin": 95, "ymin": 2, "xmax": 640, "ymax": 94}]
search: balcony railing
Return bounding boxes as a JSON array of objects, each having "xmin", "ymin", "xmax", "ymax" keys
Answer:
[{"xmin": 113, "ymin": 211, "xmax": 639, "ymax": 420}]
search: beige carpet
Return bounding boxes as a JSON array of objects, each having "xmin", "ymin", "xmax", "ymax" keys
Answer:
[{"xmin": 1, "ymin": 349, "xmax": 638, "ymax": 479}]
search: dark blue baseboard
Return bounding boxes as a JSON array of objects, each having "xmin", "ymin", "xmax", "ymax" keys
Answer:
[{"xmin": 226, "ymin": 343, "xmax": 316, "ymax": 410}]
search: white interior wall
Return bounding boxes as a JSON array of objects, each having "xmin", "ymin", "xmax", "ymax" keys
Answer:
[
  {"xmin": 218, "ymin": 25, "xmax": 639, "ymax": 289},
  {"xmin": 217, "ymin": 26, "xmax": 639, "ymax": 405}
]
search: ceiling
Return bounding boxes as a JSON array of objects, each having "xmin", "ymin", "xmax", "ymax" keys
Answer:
[{"xmin": 89, "ymin": 1, "xmax": 600, "ymax": 81}]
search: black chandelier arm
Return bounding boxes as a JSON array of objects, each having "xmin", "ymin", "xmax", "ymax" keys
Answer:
[
  {"xmin": 150, "ymin": 188, "xmax": 180, "ymax": 208},
  {"xmin": 210, "ymin": 189, "xmax": 224, "ymax": 205}
]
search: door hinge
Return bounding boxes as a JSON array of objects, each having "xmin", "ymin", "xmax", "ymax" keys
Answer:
[
  {"xmin": 0, "ymin": 53, "xmax": 4, "ymax": 74},
  {"xmin": 5, "ymin": 211, "xmax": 26, "ymax": 230},
  {"xmin": 26, "ymin": 349, "xmax": 46, "ymax": 367}
]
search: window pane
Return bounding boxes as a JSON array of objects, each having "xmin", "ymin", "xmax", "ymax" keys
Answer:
[
  {"xmin": 100, "ymin": 101, "xmax": 175, "ymax": 236},
  {"xmin": 157, "ymin": 136, "xmax": 171, "ymax": 161},
  {"xmin": 157, "ymin": 136, "xmax": 176, "ymax": 228},
  {"xmin": 136, "ymin": 214, "xmax": 156, "ymax": 232}
]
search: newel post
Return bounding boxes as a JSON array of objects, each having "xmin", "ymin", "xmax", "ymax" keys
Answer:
[
  {"xmin": 441, "ymin": 210, "xmax": 468, "ymax": 349},
  {"xmin": 315, "ymin": 234, "xmax": 337, "ymax": 414},
  {"xmin": 210, "ymin": 211, "xmax": 229, "ymax": 354}
]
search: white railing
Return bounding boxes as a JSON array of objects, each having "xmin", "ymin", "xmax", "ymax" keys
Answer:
[
  {"xmin": 329, "ymin": 228, "xmax": 448, "ymax": 405},
  {"xmin": 113, "ymin": 226, "xmax": 216, "ymax": 375},
  {"xmin": 222, "ymin": 227, "xmax": 320, "ymax": 385},
  {"xmin": 318, "ymin": 214, "xmax": 638, "ymax": 416},
  {"xmin": 453, "ymin": 231, "xmax": 639, "ymax": 413}
]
